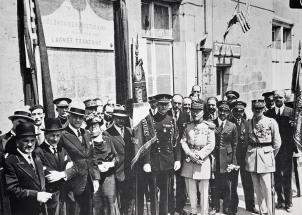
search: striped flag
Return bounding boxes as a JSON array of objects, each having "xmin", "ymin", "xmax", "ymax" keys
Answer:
[{"xmin": 236, "ymin": 11, "xmax": 250, "ymax": 33}]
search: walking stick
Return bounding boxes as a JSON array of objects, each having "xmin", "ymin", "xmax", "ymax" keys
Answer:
[{"xmin": 271, "ymin": 172, "xmax": 275, "ymax": 215}]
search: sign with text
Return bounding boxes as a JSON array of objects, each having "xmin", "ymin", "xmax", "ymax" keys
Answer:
[
  {"xmin": 213, "ymin": 42, "xmax": 241, "ymax": 58},
  {"xmin": 40, "ymin": 0, "xmax": 114, "ymax": 50}
]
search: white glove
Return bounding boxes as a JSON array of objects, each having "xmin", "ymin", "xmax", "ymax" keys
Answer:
[
  {"xmin": 143, "ymin": 163, "xmax": 151, "ymax": 173},
  {"xmin": 174, "ymin": 161, "xmax": 181, "ymax": 171},
  {"xmin": 37, "ymin": 192, "xmax": 52, "ymax": 203},
  {"xmin": 65, "ymin": 161, "xmax": 73, "ymax": 169},
  {"xmin": 46, "ymin": 171, "xmax": 66, "ymax": 183},
  {"xmin": 98, "ymin": 163, "xmax": 109, "ymax": 172},
  {"xmin": 93, "ymin": 180, "xmax": 99, "ymax": 193}
]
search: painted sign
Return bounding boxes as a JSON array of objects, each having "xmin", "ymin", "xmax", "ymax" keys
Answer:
[
  {"xmin": 213, "ymin": 42, "xmax": 241, "ymax": 58},
  {"xmin": 40, "ymin": 0, "xmax": 114, "ymax": 50}
]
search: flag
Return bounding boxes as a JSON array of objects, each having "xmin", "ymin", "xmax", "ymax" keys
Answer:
[
  {"xmin": 291, "ymin": 55, "xmax": 302, "ymax": 151},
  {"xmin": 236, "ymin": 11, "xmax": 250, "ymax": 33},
  {"xmin": 223, "ymin": 14, "xmax": 238, "ymax": 41}
]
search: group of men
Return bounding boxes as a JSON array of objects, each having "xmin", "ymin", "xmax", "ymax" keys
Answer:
[{"xmin": 0, "ymin": 84, "xmax": 300, "ymax": 215}]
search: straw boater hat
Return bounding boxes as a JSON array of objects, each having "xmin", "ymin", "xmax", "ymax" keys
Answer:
[
  {"xmin": 41, "ymin": 118, "xmax": 65, "ymax": 132},
  {"xmin": 15, "ymin": 122, "xmax": 40, "ymax": 138},
  {"xmin": 53, "ymin": 97, "xmax": 72, "ymax": 107},
  {"xmin": 83, "ymin": 99, "xmax": 99, "ymax": 109},
  {"xmin": 67, "ymin": 107, "xmax": 85, "ymax": 116},
  {"xmin": 8, "ymin": 110, "xmax": 34, "ymax": 123},
  {"xmin": 112, "ymin": 105, "xmax": 129, "ymax": 118}
]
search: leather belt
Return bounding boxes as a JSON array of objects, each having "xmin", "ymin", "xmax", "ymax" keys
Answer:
[{"xmin": 249, "ymin": 142, "xmax": 272, "ymax": 147}]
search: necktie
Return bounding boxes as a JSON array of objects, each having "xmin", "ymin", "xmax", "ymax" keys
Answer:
[
  {"xmin": 28, "ymin": 155, "xmax": 35, "ymax": 171},
  {"xmin": 278, "ymin": 109, "xmax": 281, "ymax": 116},
  {"xmin": 219, "ymin": 122, "xmax": 224, "ymax": 131},
  {"xmin": 237, "ymin": 119, "xmax": 241, "ymax": 125},
  {"xmin": 77, "ymin": 130, "xmax": 82, "ymax": 142},
  {"xmin": 53, "ymin": 147, "xmax": 59, "ymax": 160},
  {"xmin": 120, "ymin": 127, "xmax": 124, "ymax": 138}
]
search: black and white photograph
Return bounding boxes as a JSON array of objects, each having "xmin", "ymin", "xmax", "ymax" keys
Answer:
[{"xmin": 1, "ymin": 0, "xmax": 302, "ymax": 215}]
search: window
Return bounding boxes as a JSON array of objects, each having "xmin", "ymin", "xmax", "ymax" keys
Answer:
[
  {"xmin": 283, "ymin": 27, "xmax": 292, "ymax": 50},
  {"xmin": 272, "ymin": 25, "xmax": 281, "ymax": 49},
  {"xmin": 272, "ymin": 19, "xmax": 293, "ymax": 50},
  {"xmin": 141, "ymin": 1, "xmax": 172, "ymax": 39}
]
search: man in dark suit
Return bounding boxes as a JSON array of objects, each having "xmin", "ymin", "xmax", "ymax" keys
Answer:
[
  {"xmin": 103, "ymin": 106, "xmax": 136, "ymax": 215},
  {"xmin": 229, "ymin": 101, "xmax": 258, "ymax": 214},
  {"xmin": 212, "ymin": 101, "xmax": 238, "ymax": 215},
  {"xmin": 4, "ymin": 122, "xmax": 53, "ymax": 215},
  {"xmin": 171, "ymin": 94, "xmax": 191, "ymax": 215},
  {"xmin": 262, "ymin": 91, "xmax": 275, "ymax": 111},
  {"xmin": 35, "ymin": 118, "xmax": 77, "ymax": 215},
  {"xmin": 143, "ymin": 94, "xmax": 181, "ymax": 215},
  {"xmin": 148, "ymin": 96, "xmax": 158, "ymax": 118},
  {"xmin": 0, "ymin": 110, "xmax": 35, "ymax": 215},
  {"xmin": 60, "ymin": 106, "xmax": 100, "ymax": 215},
  {"xmin": 264, "ymin": 90, "xmax": 295, "ymax": 212},
  {"xmin": 53, "ymin": 97, "xmax": 72, "ymax": 128}
]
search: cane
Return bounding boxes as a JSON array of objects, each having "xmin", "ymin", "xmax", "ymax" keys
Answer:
[{"xmin": 271, "ymin": 172, "xmax": 275, "ymax": 215}]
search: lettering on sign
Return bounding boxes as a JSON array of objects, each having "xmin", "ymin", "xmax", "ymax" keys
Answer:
[
  {"xmin": 40, "ymin": 0, "xmax": 114, "ymax": 50},
  {"xmin": 213, "ymin": 42, "xmax": 241, "ymax": 58}
]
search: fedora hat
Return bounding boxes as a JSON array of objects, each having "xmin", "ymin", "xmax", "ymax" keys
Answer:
[
  {"xmin": 112, "ymin": 105, "xmax": 128, "ymax": 118},
  {"xmin": 8, "ymin": 110, "xmax": 34, "ymax": 123},
  {"xmin": 41, "ymin": 118, "xmax": 65, "ymax": 132},
  {"xmin": 15, "ymin": 122, "xmax": 39, "ymax": 138},
  {"xmin": 67, "ymin": 107, "xmax": 85, "ymax": 116}
]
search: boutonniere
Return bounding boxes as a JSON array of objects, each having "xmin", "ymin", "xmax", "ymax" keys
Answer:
[{"xmin": 64, "ymin": 155, "xmax": 68, "ymax": 161}]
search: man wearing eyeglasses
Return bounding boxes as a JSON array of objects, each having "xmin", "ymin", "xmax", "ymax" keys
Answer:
[{"xmin": 264, "ymin": 90, "xmax": 295, "ymax": 212}]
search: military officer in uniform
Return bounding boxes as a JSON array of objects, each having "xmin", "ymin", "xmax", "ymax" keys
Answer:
[
  {"xmin": 245, "ymin": 100, "xmax": 281, "ymax": 215},
  {"xmin": 212, "ymin": 101, "xmax": 238, "ymax": 215},
  {"xmin": 143, "ymin": 94, "xmax": 181, "ymax": 215},
  {"xmin": 225, "ymin": 91, "xmax": 240, "ymax": 105},
  {"xmin": 53, "ymin": 97, "xmax": 72, "ymax": 127},
  {"xmin": 229, "ymin": 101, "xmax": 258, "ymax": 214},
  {"xmin": 181, "ymin": 101, "xmax": 215, "ymax": 215},
  {"xmin": 148, "ymin": 96, "xmax": 158, "ymax": 117}
]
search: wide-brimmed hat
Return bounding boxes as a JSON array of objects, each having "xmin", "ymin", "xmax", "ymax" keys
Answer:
[
  {"xmin": 15, "ymin": 122, "xmax": 40, "ymax": 138},
  {"xmin": 41, "ymin": 118, "xmax": 65, "ymax": 132},
  {"xmin": 8, "ymin": 110, "xmax": 34, "ymax": 123},
  {"xmin": 53, "ymin": 97, "xmax": 72, "ymax": 107},
  {"xmin": 67, "ymin": 107, "xmax": 85, "ymax": 116},
  {"xmin": 112, "ymin": 105, "xmax": 128, "ymax": 118}
]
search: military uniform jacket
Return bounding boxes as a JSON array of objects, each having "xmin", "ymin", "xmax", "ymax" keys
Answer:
[
  {"xmin": 245, "ymin": 116, "xmax": 281, "ymax": 173},
  {"xmin": 60, "ymin": 126, "xmax": 100, "ymax": 196},
  {"xmin": 103, "ymin": 125, "xmax": 135, "ymax": 182},
  {"xmin": 180, "ymin": 121, "xmax": 215, "ymax": 179},
  {"xmin": 34, "ymin": 142, "xmax": 77, "ymax": 193},
  {"xmin": 4, "ymin": 150, "xmax": 47, "ymax": 215},
  {"xmin": 145, "ymin": 112, "xmax": 180, "ymax": 172},
  {"xmin": 213, "ymin": 119, "xmax": 238, "ymax": 173}
]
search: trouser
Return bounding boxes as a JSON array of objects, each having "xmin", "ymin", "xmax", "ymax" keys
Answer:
[
  {"xmin": 175, "ymin": 170, "xmax": 187, "ymax": 213},
  {"xmin": 212, "ymin": 172, "xmax": 230, "ymax": 212},
  {"xmin": 94, "ymin": 175, "xmax": 119, "ymax": 215},
  {"xmin": 150, "ymin": 170, "xmax": 174, "ymax": 215},
  {"xmin": 185, "ymin": 178, "xmax": 209, "ymax": 215},
  {"xmin": 136, "ymin": 171, "xmax": 156, "ymax": 215},
  {"xmin": 66, "ymin": 180, "xmax": 93, "ymax": 215},
  {"xmin": 228, "ymin": 171, "xmax": 239, "ymax": 213},
  {"xmin": 251, "ymin": 172, "xmax": 273, "ymax": 215},
  {"xmin": 47, "ymin": 191, "xmax": 65, "ymax": 215},
  {"xmin": 116, "ymin": 178, "xmax": 135, "ymax": 215},
  {"xmin": 275, "ymin": 152, "xmax": 293, "ymax": 207},
  {"xmin": 293, "ymin": 157, "xmax": 301, "ymax": 197},
  {"xmin": 240, "ymin": 168, "xmax": 255, "ymax": 210}
]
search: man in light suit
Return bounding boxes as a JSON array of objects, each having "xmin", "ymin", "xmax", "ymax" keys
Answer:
[
  {"xmin": 246, "ymin": 100, "xmax": 281, "ymax": 215},
  {"xmin": 60, "ymin": 106, "xmax": 100, "ymax": 215},
  {"xmin": 212, "ymin": 101, "xmax": 238, "ymax": 215},
  {"xmin": 103, "ymin": 106, "xmax": 136, "ymax": 215},
  {"xmin": 264, "ymin": 90, "xmax": 295, "ymax": 212},
  {"xmin": 4, "ymin": 122, "xmax": 53, "ymax": 215}
]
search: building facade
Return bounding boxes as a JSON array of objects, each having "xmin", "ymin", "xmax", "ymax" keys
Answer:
[{"xmin": 1, "ymin": 0, "xmax": 302, "ymax": 131}]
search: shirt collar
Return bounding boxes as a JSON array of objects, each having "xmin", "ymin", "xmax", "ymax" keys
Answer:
[
  {"xmin": 69, "ymin": 124, "xmax": 80, "ymax": 136},
  {"xmin": 114, "ymin": 124, "xmax": 124, "ymax": 136},
  {"xmin": 218, "ymin": 118, "xmax": 226, "ymax": 127},
  {"xmin": 44, "ymin": 140, "xmax": 57, "ymax": 153},
  {"xmin": 10, "ymin": 130, "xmax": 16, "ymax": 136},
  {"xmin": 17, "ymin": 148, "xmax": 32, "ymax": 164},
  {"xmin": 275, "ymin": 104, "xmax": 285, "ymax": 115}
]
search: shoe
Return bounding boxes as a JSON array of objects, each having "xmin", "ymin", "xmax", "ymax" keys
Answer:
[
  {"xmin": 275, "ymin": 202, "xmax": 284, "ymax": 209},
  {"xmin": 285, "ymin": 205, "xmax": 293, "ymax": 213},
  {"xmin": 246, "ymin": 207, "xmax": 259, "ymax": 214}
]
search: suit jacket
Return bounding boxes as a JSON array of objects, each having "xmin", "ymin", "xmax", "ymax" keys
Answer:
[
  {"xmin": 34, "ymin": 142, "xmax": 77, "ymax": 193},
  {"xmin": 103, "ymin": 125, "xmax": 135, "ymax": 182},
  {"xmin": 229, "ymin": 117, "xmax": 249, "ymax": 168},
  {"xmin": 264, "ymin": 106, "xmax": 295, "ymax": 154},
  {"xmin": 145, "ymin": 112, "xmax": 181, "ymax": 172},
  {"xmin": 213, "ymin": 119, "xmax": 238, "ymax": 173},
  {"xmin": 4, "ymin": 150, "xmax": 47, "ymax": 215},
  {"xmin": 60, "ymin": 126, "xmax": 100, "ymax": 195}
]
